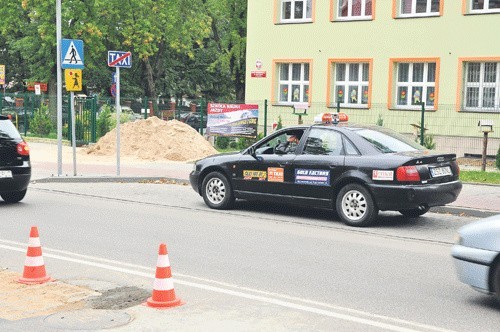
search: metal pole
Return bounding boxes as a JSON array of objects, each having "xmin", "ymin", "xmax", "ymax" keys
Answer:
[
  {"xmin": 420, "ymin": 102, "xmax": 425, "ymax": 146},
  {"xmin": 56, "ymin": 0, "xmax": 63, "ymax": 176},
  {"xmin": 264, "ymin": 99, "xmax": 268, "ymax": 137},
  {"xmin": 116, "ymin": 67, "xmax": 120, "ymax": 176},
  {"xmin": 481, "ymin": 132, "xmax": 488, "ymax": 172},
  {"xmin": 70, "ymin": 92, "xmax": 77, "ymax": 176}
]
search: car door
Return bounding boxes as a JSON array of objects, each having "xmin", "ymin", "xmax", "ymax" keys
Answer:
[
  {"xmin": 233, "ymin": 129, "xmax": 305, "ymax": 200},
  {"xmin": 290, "ymin": 128, "xmax": 346, "ymax": 207}
]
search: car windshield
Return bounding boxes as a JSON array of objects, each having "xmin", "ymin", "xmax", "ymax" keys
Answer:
[
  {"xmin": 353, "ymin": 128, "xmax": 423, "ymax": 153},
  {"xmin": 0, "ymin": 119, "xmax": 21, "ymax": 140}
]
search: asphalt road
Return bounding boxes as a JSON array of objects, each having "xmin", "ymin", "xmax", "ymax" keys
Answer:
[{"xmin": 0, "ymin": 182, "xmax": 498, "ymax": 331}]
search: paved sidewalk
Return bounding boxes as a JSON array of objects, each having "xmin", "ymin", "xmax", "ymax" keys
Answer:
[{"xmin": 28, "ymin": 142, "xmax": 500, "ymax": 218}]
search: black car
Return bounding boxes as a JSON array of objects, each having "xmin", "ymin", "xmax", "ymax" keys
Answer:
[
  {"xmin": 0, "ymin": 115, "xmax": 31, "ymax": 203},
  {"xmin": 179, "ymin": 112, "xmax": 205, "ymax": 131},
  {"xmin": 189, "ymin": 120, "xmax": 462, "ymax": 227}
]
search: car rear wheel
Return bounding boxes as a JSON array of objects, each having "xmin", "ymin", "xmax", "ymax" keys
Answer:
[
  {"xmin": 399, "ymin": 205, "xmax": 430, "ymax": 218},
  {"xmin": 336, "ymin": 184, "xmax": 378, "ymax": 227},
  {"xmin": 1, "ymin": 189, "xmax": 27, "ymax": 203},
  {"xmin": 202, "ymin": 172, "xmax": 234, "ymax": 210},
  {"xmin": 494, "ymin": 261, "xmax": 500, "ymax": 305}
]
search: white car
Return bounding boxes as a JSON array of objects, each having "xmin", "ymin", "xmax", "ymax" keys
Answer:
[{"xmin": 452, "ymin": 214, "xmax": 500, "ymax": 303}]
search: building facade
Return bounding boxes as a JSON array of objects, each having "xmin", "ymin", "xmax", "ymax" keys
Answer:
[{"xmin": 246, "ymin": 0, "xmax": 500, "ymax": 156}]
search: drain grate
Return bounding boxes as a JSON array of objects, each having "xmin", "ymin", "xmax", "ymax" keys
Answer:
[{"xmin": 44, "ymin": 309, "xmax": 131, "ymax": 330}]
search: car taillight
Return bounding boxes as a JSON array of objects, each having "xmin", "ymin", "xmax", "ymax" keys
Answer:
[
  {"xmin": 396, "ymin": 166, "xmax": 420, "ymax": 182},
  {"xmin": 17, "ymin": 141, "xmax": 30, "ymax": 156}
]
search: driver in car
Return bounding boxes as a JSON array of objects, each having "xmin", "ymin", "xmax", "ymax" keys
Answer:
[{"xmin": 276, "ymin": 134, "xmax": 300, "ymax": 154}]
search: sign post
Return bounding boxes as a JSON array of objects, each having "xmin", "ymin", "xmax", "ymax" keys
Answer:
[
  {"xmin": 64, "ymin": 69, "xmax": 83, "ymax": 176},
  {"xmin": 61, "ymin": 38, "xmax": 84, "ymax": 177},
  {"xmin": 108, "ymin": 51, "xmax": 132, "ymax": 176}
]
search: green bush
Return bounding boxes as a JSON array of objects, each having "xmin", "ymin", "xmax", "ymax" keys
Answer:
[
  {"xmin": 216, "ymin": 136, "xmax": 230, "ymax": 149},
  {"xmin": 75, "ymin": 118, "xmax": 84, "ymax": 140},
  {"xmin": 376, "ymin": 114, "xmax": 384, "ymax": 126},
  {"xmin": 496, "ymin": 145, "xmax": 500, "ymax": 170},
  {"xmin": 229, "ymin": 141, "xmax": 238, "ymax": 149},
  {"xmin": 422, "ymin": 134, "xmax": 436, "ymax": 150},
  {"xmin": 276, "ymin": 115, "xmax": 283, "ymax": 131},
  {"xmin": 97, "ymin": 106, "xmax": 112, "ymax": 138},
  {"xmin": 30, "ymin": 104, "xmax": 53, "ymax": 137}
]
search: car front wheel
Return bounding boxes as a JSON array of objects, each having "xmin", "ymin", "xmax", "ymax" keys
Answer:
[
  {"xmin": 336, "ymin": 184, "xmax": 378, "ymax": 227},
  {"xmin": 399, "ymin": 205, "xmax": 430, "ymax": 218},
  {"xmin": 201, "ymin": 172, "xmax": 234, "ymax": 210},
  {"xmin": 1, "ymin": 189, "xmax": 27, "ymax": 203}
]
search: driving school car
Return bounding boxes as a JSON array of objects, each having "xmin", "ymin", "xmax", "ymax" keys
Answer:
[{"xmin": 189, "ymin": 114, "xmax": 462, "ymax": 227}]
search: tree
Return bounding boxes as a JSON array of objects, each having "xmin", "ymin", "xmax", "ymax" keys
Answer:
[{"xmin": 0, "ymin": 0, "xmax": 248, "ymax": 101}]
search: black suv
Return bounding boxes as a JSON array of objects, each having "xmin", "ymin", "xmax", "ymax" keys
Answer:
[{"xmin": 0, "ymin": 115, "xmax": 31, "ymax": 203}]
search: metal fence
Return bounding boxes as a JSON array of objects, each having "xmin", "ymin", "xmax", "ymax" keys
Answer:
[
  {"xmin": 247, "ymin": 100, "xmax": 500, "ymax": 157},
  {"xmin": 2, "ymin": 93, "xmax": 499, "ymax": 157}
]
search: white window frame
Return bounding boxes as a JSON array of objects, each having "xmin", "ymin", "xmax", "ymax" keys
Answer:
[
  {"xmin": 333, "ymin": 62, "xmax": 370, "ymax": 108},
  {"xmin": 469, "ymin": 0, "xmax": 500, "ymax": 13},
  {"xmin": 280, "ymin": 0, "xmax": 313, "ymax": 23},
  {"xmin": 394, "ymin": 62, "xmax": 436, "ymax": 110},
  {"xmin": 463, "ymin": 62, "xmax": 500, "ymax": 112},
  {"xmin": 399, "ymin": 0, "xmax": 441, "ymax": 17},
  {"xmin": 336, "ymin": 0, "xmax": 373, "ymax": 21},
  {"xmin": 277, "ymin": 63, "xmax": 310, "ymax": 104}
]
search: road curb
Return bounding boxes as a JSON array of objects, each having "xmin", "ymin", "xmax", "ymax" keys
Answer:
[
  {"xmin": 32, "ymin": 176, "xmax": 190, "ymax": 185},
  {"xmin": 430, "ymin": 206, "xmax": 498, "ymax": 218}
]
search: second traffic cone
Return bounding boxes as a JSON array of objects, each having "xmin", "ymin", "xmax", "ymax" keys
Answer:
[
  {"xmin": 146, "ymin": 243, "xmax": 183, "ymax": 308},
  {"xmin": 18, "ymin": 226, "xmax": 52, "ymax": 285}
]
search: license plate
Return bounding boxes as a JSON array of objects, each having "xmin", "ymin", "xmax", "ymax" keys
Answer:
[
  {"xmin": 0, "ymin": 170, "xmax": 13, "ymax": 178},
  {"xmin": 430, "ymin": 166, "xmax": 452, "ymax": 177}
]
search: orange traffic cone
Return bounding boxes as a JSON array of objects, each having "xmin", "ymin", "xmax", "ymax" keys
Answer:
[
  {"xmin": 145, "ymin": 243, "xmax": 183, "ymax": 308},
  {"xmin": 18, "ymin": 226, "xmax": 52, "ymax": 284}
]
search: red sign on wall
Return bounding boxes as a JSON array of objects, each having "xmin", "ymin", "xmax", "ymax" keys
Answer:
[
  {"xmin": 251, "ymin": 71, "xmax": 266, "ymax": 78},
  {"xmin": 27, "ymin": 82, "xmax": 48, "ymax": 92}
]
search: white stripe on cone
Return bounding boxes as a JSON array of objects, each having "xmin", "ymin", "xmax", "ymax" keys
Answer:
[
  {"xmin": 156, "ymin": 255, "xmax": 170, "ymax": 267},
  {"xmin": 28, "ymin": 237, "xmax": 41, "ymax": 247},
  {"xmin": 24, "ymin": 256, "xmax": 45, "ymax": 267},
  {"xmin": 153, "ymin": 278, "xmax": 175, "ymax": 291}
]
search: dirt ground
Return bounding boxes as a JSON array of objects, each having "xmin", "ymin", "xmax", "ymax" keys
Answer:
[{"xmin": 0, "ymin": 269, "xmax": 99, "ymax": 321}]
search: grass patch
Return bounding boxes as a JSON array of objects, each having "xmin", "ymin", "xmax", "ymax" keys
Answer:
[{"xmin": 460, "ymin": 170, "xmax": 500, "ymax": 184}]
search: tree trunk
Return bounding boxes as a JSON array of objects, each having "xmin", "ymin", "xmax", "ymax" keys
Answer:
[{"xmin": 144, "ymin": 58, "xmax": 156, "ymax": 98}]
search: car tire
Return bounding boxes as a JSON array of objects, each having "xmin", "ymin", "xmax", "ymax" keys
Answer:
[
  {"xmin": 1, "ymin": 189, "xmax": 27, "ymax": 203},
  {"xmin": 202, "ymin": 172, "xmax": 234, "ymax": 210},
  {"xmin": 494, "ymin": 261, "xmax": 500, "ymax": 305},
  {"xmin": 398, "ymin": 205, "xmax": 430, "ymax": 218},
  {"xmin": 336, "ymin": 184, "xmax": 378, "ymax": 227}
]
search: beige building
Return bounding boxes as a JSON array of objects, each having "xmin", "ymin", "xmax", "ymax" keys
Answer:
[{"xmin": 245, "ymin": 0, "xmax": 500, "ymax": 156}]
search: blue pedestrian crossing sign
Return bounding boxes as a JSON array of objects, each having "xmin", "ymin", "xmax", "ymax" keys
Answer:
[{"xmin": 61, "ymin": 39, "xmax": 84, "ymax": 69}]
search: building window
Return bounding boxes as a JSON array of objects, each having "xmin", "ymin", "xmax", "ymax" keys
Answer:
[
  {"xmin": 469, "ymin": 0, "xmax": 500, "ymax": 13},
  {"xmin": 331, "ymin": 61, "xmax": 371, "ymax": 107},
  {"xmin": 336, "ymin": 0, "xmax": 373, "ymax": 20},
  {"xmin": 393, "ymin": 61, "xmax": 437, "ymax": 109},
  {"xmin": 278, "ymin": 63, "xmax": 310, "ymax": 104},
  {"xmin": 397, "ymin": 0, "xmax": 441, "ymax": 17},
  {"xmin": 281, "ymin": 0, "xmax": 313, "ymax": 22},
  {"xmin": 463, "ymin": 62, "xmax": 500, "ymax": 112}
]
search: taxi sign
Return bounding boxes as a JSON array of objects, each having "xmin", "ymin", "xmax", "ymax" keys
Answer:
[
  {"xmin": 64, "ymin": 69, "xmax": 82, "ymax": 92},
  {"xmin": 108, "ymin": 51, "xmax": 132, "ymax": 68},
  {"xmin": 314, "ymin": 112, "xmax": 348, "ymax": 124}
]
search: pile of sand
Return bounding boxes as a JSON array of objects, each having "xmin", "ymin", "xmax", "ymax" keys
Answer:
[{"xmin": 85, "ymin": 117, "xmax": 217, "ymax": 162}]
